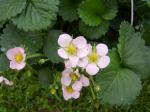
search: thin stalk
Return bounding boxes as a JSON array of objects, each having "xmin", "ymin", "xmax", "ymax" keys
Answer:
[
  {"xmin": 89, "ymin": 76, "xmax": 96, "ymax": 100},
  {"xmin": 27, "ymin": 53, "xmax": 45, "ymax": 59},
  {"xmin": 131, "ymin": 0, "xmax": 134, "ymax": 26},
  {"xmin": 90, "ymin": 84, "xmax": 96, "ymax": 100}
]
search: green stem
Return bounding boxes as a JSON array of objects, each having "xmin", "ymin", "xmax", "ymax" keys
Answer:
[
  {"xmin": 89, "ymin": 76, "xmax": 96, "ymax": 100},
  {"xmin": 90, "ymin": 76, "xmax": 96, "ymax": 87},
  {"xmin": 27, "ymin": 53, "xmax": 45, "ymax": 59},
  {"xmin": 90, "ymin": 84, "xmax": 96, "ymax": 100},
  {"xmin": 69, "ymin": 100, "xmax": 72, "ymax": 112}
]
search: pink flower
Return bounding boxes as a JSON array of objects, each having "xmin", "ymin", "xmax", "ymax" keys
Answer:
[
  {"xmin": 62, "ymin": 84, "xmax": 81, "ymax": 100},
  {"xmin": 61, "ymin": 68, "xmax": 90, "ymax": 100},
  {"xmin": 58, "ymin": 34, "xmax": 89, "ymax": 67},
  {"xmin": 0, "ymin": 76, "xmax": 13, "ymax": 86},
  {"xmin": 6, "ymin": 47, "xmax": 26, "ymax": 70},
  {"xmin": 78, "ymin": 44, "xmax": 110, "ymax": 75},
  {"xmin": 61, "ymin": 68, "xmax": 81, "ymax": 86}
]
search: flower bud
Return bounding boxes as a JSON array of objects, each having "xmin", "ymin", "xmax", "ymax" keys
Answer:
[
  {"xmin": 95, "ymin": 84, "xmax": 101, "ymax": 92},
  {"xmin": 50, "ymin": 88, "xmax": 56, "ymax": 95}
]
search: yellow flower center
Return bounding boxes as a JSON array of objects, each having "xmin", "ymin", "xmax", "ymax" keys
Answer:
[
  {"xmin": 66, "ymin": 86, "xmax": 74, "ymax": 93},
  {"xmin": 67, "ymin": 44, "xmax": 77, "ymax": 55},
  {"xmin": 15, "ymin": 53, "xmax": 24, "ymax": 63},
  {"xmin": 70, "ymin": 73, "xmax": 79, "ymax": 81},
  {"xmin": 88, "ymin": 52, "xmax": 99, "ymax": 63}
]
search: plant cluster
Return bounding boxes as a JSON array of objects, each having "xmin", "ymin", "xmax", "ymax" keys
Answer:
[{"xmin": 0, "ymin": 0, "xmax": 150, "ymax": 111}]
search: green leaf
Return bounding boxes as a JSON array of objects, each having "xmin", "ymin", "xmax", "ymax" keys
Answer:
[
  {"xmin": 12, "ymin": 0, "xmax": 59, "ymax": 31},
  {"xmin": 142, "ymin": 31, "xmax": 150, "ymax": 46},
  {"xmin": 38, "ymin": 67, "xmax": 53, "ymax": 88},
  {"xmin": 58, "ymin": 0, "xmax": 81, "ymax": 22},
  {"xmin": 78, "ymin": 0, "xmax": 117, "ymax": 26},
  {"xmin": 43, "ymin": 30, "xmax": 63, "ymax": 63},
  {"xmin": 142, "ymin": 19, "xmax": 150, "ymax": 46},
  {"xmin": 117, "ymin": 22, "xmax": 148, "ymax": 79},
  {"xmin": 0, "ymin": 21, "xmax": 5, "ymax": 29},
  {"xmin": 96, "ymin": 68, "xmax": 142, "ymax": 106},
  {"xmin": 0, "ymin": 24, "xmax": 43, "ymax": 54},
  {"xmin": 79, "ymin": 21, "xmax": 109, "ymax": 39},
  {"xmin": 96, "ymin": 49, "xmax": 142, "ymax": 106},
  {"xmin": 0, "ymin": 55, "xmax": 9, "ymax": 72},
  {"xmin": 0, "ymin": 0, "xmax": 26, "ymax": 22},
  {"xmin": 103, "ymin": 49, "xmax": 121, "ymax": 71},
  {"xmin": 101, "ymin": 0, "xmax": 118, "ymax": 20},
  {"xmin": 143, "ymin": 47, "xmax": 150, "ymax": 78},
  {"xmin": 146, "ymin": 0, "xmax": 150, "ymax": 8}
]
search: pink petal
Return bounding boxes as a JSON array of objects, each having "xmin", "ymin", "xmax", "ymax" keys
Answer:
[
  {"xmin": 62, "ymin": 86, "xmax": 72, "ymax": 100},
  {"xmin": 72, "ymin": 91, "xmax": 80, "ymax": 99},
  {"xmin": 77, "ymin": 46, "xmax": 89, "ymax": 58},
  {"xmin": 58, "ymin": 34, "xmax": 72, "ymax": 47},
  {"xmin": 62, "ymin": 68, "xmax": 73, "ymax": 77},
  {"xmin": 97, "ymin": 56, "xmax": 110, "ymax": 69},
  {"xmin": 77, "ymin": 57, "xmax": 88, "ymax": 68},
  {"xmin": 10, "ymin": 61, "xmax": 26, "ymax": 70},
  {"xmin": 80, "ymin": 75, "xmax": 90, "ymax": 87},
  {"xmin": 86, "ymin": 63, "xmax": 99, "ymax": 75},
  {"xmin": 10, "ymin": 61, "xmax": 18, "ymax": 69},
  {"xmin": 58, "ymin": 48, "xmax": 68, "ymax": 59},
  {"xmin": 15, "ymin": 47, "xmax": 25, "ymax": 54},
  {"xmin": 6, "ymin": 49, "xmax": 16, "ymax": 60},
  {"xmin": 61, "ymin": 76, "xmax": 71, "ymax": 86},
  {"xmin": 72, "ymin": 36, "xmax": 87, "ymax": 49},
  {"xmin": 6, "ymin": 47, "xmax": 25, "ymax": 61},
  {"xmin": 87, "ymin": 44, "xmax": 92, "ymax": 54},
  {"xmin": 65, "ymin": 60, "xmax": 77, "ymax": 68},
  {"xmin": 96, "ymin": 44, "xmax": 108, "ymax": 56},
  {"xmin": 64, "ymin": 60, "xmax": 72, "ymax": 68},
  {"xmin": 69, "ymin": 56, "xmax": 79, "ymax": 67},
  {"xmin": 72, "ymin": 81, "xmax": 82, "ymax": 91},
  {"xmin": 3, "ymin": 78, "xmax": 13, "ymax": 86}
]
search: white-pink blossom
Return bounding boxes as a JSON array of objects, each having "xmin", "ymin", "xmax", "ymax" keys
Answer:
[
  {"xmin": 0, "ymin": 76, "xmax": 13, "ymax": 86},
  {"xmin": 61, "ymin": 68, "xmax": 90, "ymax": 100},
  {"xmin": 6, "ymin": 47, "xmax": 26, "ymax": 70},
  {"xmin": 78, "ymin": 44, "xmax": 110, "ymax": 75},
  {"xmin": 58, "ymin": 34, "xmax": 89, "ymax": 67},
  {"xmin": 62, "ymin": 85, "xmax": 80, "ymax": 100}
]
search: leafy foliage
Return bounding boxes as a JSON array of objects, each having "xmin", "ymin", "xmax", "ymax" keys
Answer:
[
  {"xmin": 12, "ymin": 0, "xmax": 59, "ymax": 31},
  {"xmin": 59, "ymin": 0, "xmax": 82, "ymax": 22},
  {"xmin": 96, "ymin": 49, "xmax": 142, "ymax": 106},
  {"xmin": 0, "ymin": 24, "xmax": 43, "ymax": 54},
  {"xmin": 0, "ymin": 70, "xmax": 52, "ymax": 112},
  {"xmin": 79, "ymin": 21, "xmax": 109, "ymax": 39},
  {"xmin": 118, "ymin": 22, "xmax": 150, "ymax": 79},
  {"xmin": 0, "ymin": 0, "xmax": 26, "ymax": 22},
  {"xmin": 0, "ymin": 0, "xmax": 150, "ymax": 111},
  {"xmin": 78, "ymin": 0, "xmax": 117, "ymax": 26},
  {"xmin": 43, "ymin": 30, "xmax": 63, "ymax": 63},
  {"xmin": 0, "ymin": 55, "xmax": 9, "ymax": 72},
  {"xmin": 146, "ymin": 0, "xmax": 150, "ymax": 7},
  {"xmin": 141, "ymin": 19, "xmax": 150, "ymax": 46},
  {"xmin": 97, "ymin": 68, "xmax": 141, "ymax": 106},
  {"xmin": 96, "ymin": 22, "xmax": 150, "ymax": 106},
  {"xmin": 38, "ymin": 67, "xmax": 53, "ymax": 88},
  {"xmin": 0, "ymin": 21, "xmax": 5, "ymax": 29}
]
